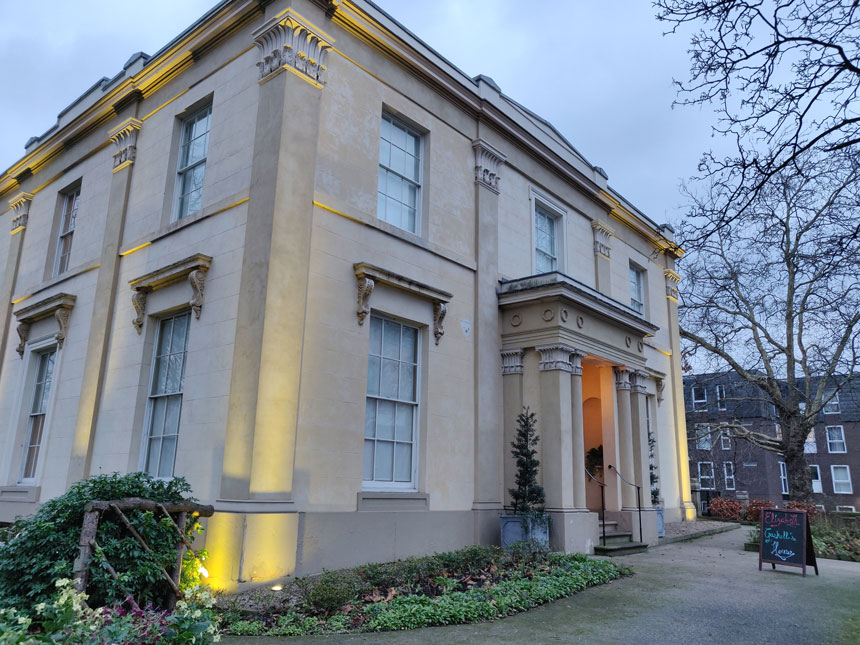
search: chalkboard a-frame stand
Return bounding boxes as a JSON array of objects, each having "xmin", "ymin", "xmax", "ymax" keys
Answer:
[{"xmin": 759, "ymin": 508, "xmax": 819, "ymax": 576}]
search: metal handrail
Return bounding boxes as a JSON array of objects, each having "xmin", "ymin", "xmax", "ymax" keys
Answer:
[
  {"xmin": 585, "ymin": 468, "xmax": 607, "ymax": 547},
  {"xmin": 607, "ymin": 464, "xmax": 643, "ymax": 544}
]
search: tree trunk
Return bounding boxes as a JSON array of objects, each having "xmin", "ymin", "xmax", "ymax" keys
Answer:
[{"xmin": 783, "ymin": 418, "xmax": 813, "ymax": 501}]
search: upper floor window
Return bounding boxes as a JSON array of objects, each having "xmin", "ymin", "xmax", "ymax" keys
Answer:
[
  {"xmin": 715, "ymin": 384, "xmax": 727, "ymax": 411},
  {"xmin": 723, "ymin": 462, "xmax": 735, "ymax": 490},
  {"xmin": 54, "ymin": 187, "xmax": 80, "ymax": 276},
  {"xmin": 691, "ymin": 385, "xmax": 707, "ymax": 410},
  {"xmin": 823, "ymin": 391, "xmax": 840, "ymax": 414},
  {"xmin": 21, "ymin": 348, "xmax": 57, "ymax": 482},
  {"xmin": 720, "ymin": 430, "xmax": 731, "ymax": 450},
  {"xmin": 698, "ymin": 462, "xmax": 715, "ymax": 490},
  {"xmin": 831, "ymin": 465, "xmax": 853, "ymax": 494},
  {"xmin": 778, "ymin": 461, "xmax": 789, "ymax": 495},
  {"xmin": 175, "ymin": 104, "xmax": 211, "ymax": 220},
  {"xmin": 695, "ymin": 427, "xmax": 712, "ymax": 450},
  {"xmin": 826, "ymin": 425, "xmax": 846, "ymax": 453},
  {"xmin": 629, "ymin": 264, "xmax": 645, "ymax": 313},
  {"xmin": 377, "ymin": 113, "xmax": 421, "ymax": 234},
  {"xmin": 804, "ymin": 429, "xmax": 817, "ymax": 453},
  {"xmin": 535, "ymin": 204, "xmax": 559, "ymax": 273}
]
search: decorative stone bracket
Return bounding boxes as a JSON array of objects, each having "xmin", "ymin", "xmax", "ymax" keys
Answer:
[
  {"xmin": 472, "ymin": 139, "xmax": 506, "ymax": 193},
  {"xmin": 14, "ymin": 293, "xmax": 77, "ymax": 357},
  {"xmin": 592, "ymin": 219, "xmax": 614, "ymax": 258},
  {"xmin": 664, "ymin": 269, "xmax": 680, "ymax": 302},
  {"xmin": 9, "ymin": 192, "xmax": 34, "ymax": 232},
  {"xmin": 128, "ymin": 254, "xmax": 212, "ymax": 334},
  {"xmin": 108, "ymin": 118, "xmax": 142, "ymax": 173},
  {"xmin": 253, "ymin": 8, "xmax": 334, "ymax": 86},
  {"xmin": 353, "ymin": 262, "xmax": 452, "ymax": 345}
]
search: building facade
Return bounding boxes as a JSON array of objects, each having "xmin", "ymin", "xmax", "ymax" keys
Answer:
[
  {"xmin": 0, "ymin": 0, "xmax": 693, "ymax": 591},
  {"xmin": 685, "ymin": 373, "xmax": 859, "ymax": 513}
]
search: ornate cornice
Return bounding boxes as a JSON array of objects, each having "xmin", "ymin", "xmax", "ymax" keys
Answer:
[
  {"xmin": 8, "ymin": 192, "xmax": 33, "ymax": 233},
  {"xmin": 128, "ymin": 254, "xmax": 212, "ymax": 333},
  {"xmin": 591, "ymin": 219, "xmax": 614, "ymax": 258},
  {"xmin": 501, "ymin": 349, "xmax": 524, "ymax": 375},
  {"xmin": 664, "ymin": 269, "xmax": 680, "ymax": 302},
  {"xmin": 472, "ymin": 139, "xmax": 506, "ymax": 193},
  {"xmin": 537, "ymin": 344, "xmax": 575, "ymax": 372},
  {"xmin": 108, "ymin": 118, "xmax": 142, "ymax": 173},
  {"xmin": 253, "ymin": 8, "xmax": 334, "ymax": 86},
  {"xmin": 14, "ymin": 293, "xmax": 77, "ymax": 356},
  {"xmin": 614, "ymin": 366, "xmax": 630, "ymax": 390}
]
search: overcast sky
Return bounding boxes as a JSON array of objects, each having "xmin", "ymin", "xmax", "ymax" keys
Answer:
[{"xmin": 0, "ymin": 0, "xmax": 723, "ymax": 226}]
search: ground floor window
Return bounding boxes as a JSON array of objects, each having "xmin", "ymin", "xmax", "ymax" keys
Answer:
[
  {"xmin": 364, "ymin": 315, "xmax": 419, "ymax": 488},
  {"xmin": 831, "ymin": 465, "xmax": 853, "ymax": 494},
  {"xmin": 698, "ymin": 462, "xmax": 715, "ymax": 490},
  {"xmin": 835, "ymin": 505, "xmax": 856, "ymax": 512},
  {"xmin": 778, "ymin": 462, "xmax": 789, "ymax": 495},
  {"xmin": 21, "ymin": 348, "xmax": 57, "ymax": 481},
  {"xmin": 723, "ymin": 462, "xmax": 735, "ymax": 490},
  {"xmin": 809, "ymin": 465, "xmax": 822, "ymax": 494}
]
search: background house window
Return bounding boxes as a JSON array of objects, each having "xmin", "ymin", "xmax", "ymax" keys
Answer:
[
  {"xmin": 823, "ymin": 391, "xmax": 840, "ymax": 414},
  {"xmin": 809, "ymin": 465, "xmax": 822, "ymax": 494},
  {"xmin": 831, "ymin": 465, "xmax": 853, "ymax": 494},
  {"xmin": 804, "ymin": 429, "xmax": 817, "ymax": 453},
  {"xmin": 723, "ymin": 462, "xmax": 735, "ymax": 490},
  {"xmin": 715, "ymin": 384, "xmax": 727, "ymax": 410},
  {"xmin": 377, "ymin": 113, "xmax": 421, "ymax": 234},
  {"xmin": 826, "ymin": 425, "xmax": 846, "ymax": 453},
  {"xmin": 698, "ymin": 461, "xmax": 715, "ymax": 489},
  {"xmin": 176, "ymin": 104, "xmax": 211, "ymax": 220},
  {"xmin": 54, "ymin": 187, "xmax": 79, "ymax": 276},
  {"xmin": 779, "ymin": 461, "xmax": 789, "ymax": 495},
  {"xmin": 691, "ymin": 385, "xmax": 707, "ymax": 410},
  {"xmin": 696, "ymin": 427, "xmax": 712, "ymax": 450},
  {"xmin": 364, "ymin": 316, "xmax": 419, "ymax": 488},
  {"xmin": 836, "ymin": 505, "xmax": 856, "ymax": 512},
  {"xmin": 534, "ymin": 204, "xmax": 558, "ymax": 273},
  {"xmin": 720, "ymin": 430, "xmax": 731, "ymax": 450},
  {"xmin": 743, "ymin": 461, "xmax": 758, "ymax": 467},
  {"xmin": 21, "ymin": 348, "xmax": 56, "ymax": 481},
  {"xmin": 143, "ymin": 313, "xmax": 190, "ymax": 478},
  {"xmin": 629, "ymin": 264, "xmax": 645, "ymax": 313}
]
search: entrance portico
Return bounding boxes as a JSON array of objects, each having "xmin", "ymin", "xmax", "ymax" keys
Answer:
[{"xmin": 499, "ymin": 272, "xmax": 661, "ymax": 552}]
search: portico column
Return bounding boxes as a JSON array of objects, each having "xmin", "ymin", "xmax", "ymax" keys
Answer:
[
  {"xmin": 537, "ymin": 344, "xmax": 575, "ymax": 510},
  {"xmin": 501, "ymin": 349, "xmax": 524, "ymax": 506},
  {"xmin": 614, "ymin": 367, "xmax": 638, "ymax": 508},
  {"xmin": 569, "ymin": 350, "xmax": 587, "ymax": 509},
  {"xmin": 629, "ymin": 371, "xmax": 652, "ymax": 509}
]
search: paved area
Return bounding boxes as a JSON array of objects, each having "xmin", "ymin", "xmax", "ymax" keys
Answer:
[{"xmin": 224, "ymin": 528, "xmax": 860, "ymax": 644}]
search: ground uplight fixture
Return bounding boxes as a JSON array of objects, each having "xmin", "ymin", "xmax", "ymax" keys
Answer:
[{"xmin": 271, "ymin": 585, "xmax": 283, "ymax": 591}]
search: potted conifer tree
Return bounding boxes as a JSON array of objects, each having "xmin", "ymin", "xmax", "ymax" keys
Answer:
[{"xmin": 499, "ymin": 407, "xmax": 550, "ymax": 550}]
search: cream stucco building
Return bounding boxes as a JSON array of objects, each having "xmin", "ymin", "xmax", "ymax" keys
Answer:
[{"xmin": 0, "ymin": 0, "xmax": 694, "ymax": 591}]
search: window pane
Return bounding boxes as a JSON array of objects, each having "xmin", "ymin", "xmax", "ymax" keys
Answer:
[
  {"xmin": 401, "ymin": 327, "xmax": 417, "ymax": 363},
  {"xmin": 369, "ymin": 317, "xmax": 383, "ymax": 355},
  {"xmin": 374, "ymin": 441, "xmax": 394, "ymax": 481},
  {"xmin": 380, "ymin": 359, "xmax": 399, "ymax": 398},
  {"xmin": 365, "ymin": 400, "xmax": 377, "ymax": 438},
  {"xmin": 382, "ymin": 321, "xmax": 401, "ymax": 359},
  {"xmin": 363, "ymin": 440, "xmax": 374, "ymax": 480},
  {"xmin": 376, "ymin": 400, "xmax": 395, "ymax": 440},
  {"xmin": 379, "ymin": 138, "xmax": 391, "ymax": 166},
  {"xmin": 145, "ymin": 437, "xmax": 161, "ymax": 476},
  {"xmin": 386, "ymin": 197, "xmax": 401, "ymax": 228},
  {"xmin": 158, "ymin": 436, "xmax": 177, "ymax": 478},
  {"xmin": 150, "ymin": 397, "xmax": 167, "ymax": 436},
  {"xmin": 399, "ymin": 364, "xmax": 415, "ymax": 402},
  {"xmin": 366, "ymin": 356, "xmax": 380, "ymax": 396},
  {"xmin": 395, "ymin": 403, "xmax": 413, "ymax": 441},
  {"xmin": 164, "ymin": 395, "xmax": 182, "ymax": 436},
  {"xmin": 394, "ymin": 443, "xmax": 412, "ymax": 482}
]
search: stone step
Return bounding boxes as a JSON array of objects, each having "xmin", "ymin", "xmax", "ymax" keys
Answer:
[
  {"xmin": 594, "ymin": 542, "xmax": 648, "ymax": 557},
  {"xmin": 599, "ymin": 520, "xmax": 618, "ymax": 530},
  {"xmin": 602, "ymin": 530, "xmax": 634, "ymax": 546}
]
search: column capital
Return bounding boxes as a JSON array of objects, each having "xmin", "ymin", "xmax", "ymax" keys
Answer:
[
  {"xmin": 253, "ymin": 8, "xmax": 334, "ymax": 87},
  {"xmin": 569, "ymin": 349, "xmax": 583, "ymax": 376},
  {"xmin": 629, "ymin": 369, "xmax": 649, "ymax": 394},
  {"xmin": 664, "ymin": 268, "xmax": 680, "ymax": 302},
  {"xmin": 537, "ymin": 344, "xmax": 575, "ymax": 372},
  {"xmin": 108, "ymin": 118, "xmax": 142, "ymax": 173},
  {"xmin": 592, "ymin": 219, "xmax": 614, "ymax": 258},
  {"xmin": 501, "ymin": 349, "xmax": 524, "ymax": 375},
  {"xmin": 614, "ymin": 366, "xmax": 631, "ymax": 390},
  {"xmin": 9, "ymin": 192, "xmax": 33, "ymax": 232},
  {"xmin": 472, "ymin": 139, "xmax": 506, "ymax": 193}
]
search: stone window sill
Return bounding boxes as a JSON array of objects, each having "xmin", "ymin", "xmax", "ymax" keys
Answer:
[{"xmin": 357, "ymin": 491, "xmax": 429, "ymax": 512}]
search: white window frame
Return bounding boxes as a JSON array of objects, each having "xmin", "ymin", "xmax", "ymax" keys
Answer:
[
  {"xmin": 363, "ymin": 314, "xmax": 421, "ymax": 491},
  {"xmin": 779, "ymin": 461, "xmax": 789, "ymax": 495},
  {"xmin": 53, "ymin": 186, "xmax": 80, "ymax": 276},
  {"xmin": 804, "ymin": 429, "xmax": 817, "ymax": 454},
  {"xmin": 695, "ymin": 426, "xmax": 713, "ymax": 451},
  {"xmin": 715, "ymin": 384, "xmax": 727, "ymax": 411},
  {"xmin": 723, "ymin": 461, "xmax": 735, "ymax": 490},
  {"xmin": 809, "ymin": 464, "xmax": 823, "ymax": 494},
  {"xmin": 174, "ymin": 103, "xmax": 212, "ymax": 221},
  {"xmin": 698, "ymin": 461, "xmax": 715, "ymax": 490},
  {"xmin": 629, "ymin": 263, "xmax": 645, "ymax": 314},
  {"xmin": 529, "ymin": 190, "xmax": 566, "ymax": 275},
  {"xmin": 831, "ymin": 465, "xmax": 853, "ymax": 494},
  {"xmin": 377, "ymin": 112, "xmax": 423, "ymax": 234},
  {"xmin": 774, "ymin": 423, "xmax": 782, "ymax": 439},
  {"xmin": 835, "ymin": 505, "xmax": 856, "ymax": 512},
  {"xmin": 826, "ymin": 425, "xmax": 846, "ymax": 453},
  {"xmin": 691, "ymin": 385, "xmax": 707, "ymax": 411},
  {"xmin": 823, "ymin": 391, "xmax": 840, "ymax": 415},
  {"xmin": 720, "ymin": 430, "xmax": 731, "ymax": 450},
  {"xmin": 139, "ymin": 312, "xmax": 192, "ymax": 478}
]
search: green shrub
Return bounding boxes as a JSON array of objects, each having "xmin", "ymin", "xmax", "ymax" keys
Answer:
[
  {"xmin": 0, "ymin": 472, "xmax": 203, "ymax": 611},
  {"xmin": 229, "ymin": 619, "xmax": 266, "ymax": 635}
]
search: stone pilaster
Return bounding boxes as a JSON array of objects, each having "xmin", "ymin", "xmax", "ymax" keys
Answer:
[
  {"xmin": 537, "ymin": 344, "xmax": 575, "ymax": 511},
  {"xmin": 569, "ymin": 350, "xmax": 587, "ymax": 509},
  {"xmin": 592, "ymin": 219, "xmax": 614, "ymax": 295},
  {"xmin": 0, "ymin": 193, "xmax": 32, "ymax": 378},
  {"xmin": 629, "ymin": 370, "xmax": 652, "ymax": 509},
  {"xmin": 613, "ymin": 367, "xmax": 638, "ymax": 508},
  {"xmin": 501, "ymin": 349, "xmax": 524, "ymax": 507}
]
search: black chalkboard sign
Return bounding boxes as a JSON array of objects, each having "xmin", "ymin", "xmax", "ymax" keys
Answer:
[{"xmin": 759, "ymin": 509, "xmax": 818, "ymax": 576}]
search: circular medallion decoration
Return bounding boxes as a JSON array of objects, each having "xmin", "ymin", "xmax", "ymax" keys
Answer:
[
  {"xmin": 560, "ymin": 308, "xmax": 569, "ymax": 322},
  {"xmin": 638, "ymin": 340, "xmax": 644, "ymax": 352},
  {"xmin": 542, "ymin": 308, "xmax": 554, "ymax": 322},
  {"xmin": 510, "ymin": 314, "xmax": 522, "ymax": 327},
  {"xmin": 625, "ymin": 336, "xmax": 632, "ymax": 347},
  {"xmin": 576, "ymin": 315, "xmax": 584, "ymax": 328}
]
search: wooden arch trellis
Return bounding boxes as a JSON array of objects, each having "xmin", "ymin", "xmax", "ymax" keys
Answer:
[{"xmin": 72, "ymin": 498, "xmax": 214, "ymax": 610}]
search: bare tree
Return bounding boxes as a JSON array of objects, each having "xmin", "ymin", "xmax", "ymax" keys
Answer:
[
  {"xmin": 656, "ymin": 0, "xmax": 860, "ymax": 239},
  {"xmin": 679, "ymin": 150, "xmax": 860, "ymax": 499}
]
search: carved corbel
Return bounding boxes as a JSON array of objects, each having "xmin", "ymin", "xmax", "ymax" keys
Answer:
[
  {"xmin": 472, "ymin": 139, "xmax": 506, "ymax": 193},
  {"xmin": 592, "ymin": 219, "xmax": 614, "ymax": 258},
  {"xmin": 656, "ymin": 377, "xmax": 665, "ymax": 404},
  {"xmin": 108, "ymin": 118, "xmax": 142, "ymax": 173},
  {"xmin": 16, "ymin": 322, "xmax": 31, "ymax": 358},
  {"xmin": 13, "ymin": 293, "xmax": 76, "ymax": 357},
  {"xmin": 356, "ymin": 277, "xmax": 374, "ymax": 325},
  {"xmin": 132, "ymin": 288, "xmax": 150, "ymax": 334},
  {"xmin": 188, "ymin": 269, "xmax": 208, "ymax": 319},
  {"xmin": 664, "ymin": 269, "xmax": 680, "ymax": 302},
  {"xmin": 433, "ymin": 301, "xmax": 447, "ymax": 345},
  {"xmin": 54, "ymin": 308, "xmax": 71, "ymax": 348},
  {"xmin": 9, "ymin": 192, "xmax": 34, "ymax": 232}
]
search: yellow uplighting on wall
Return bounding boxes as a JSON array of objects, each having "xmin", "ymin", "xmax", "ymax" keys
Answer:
[{"xmin": 119, "ymin": 241, "xmax": 151, "ymax": 256}]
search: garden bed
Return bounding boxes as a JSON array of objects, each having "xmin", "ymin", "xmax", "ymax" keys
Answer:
[
  {"xmin": 218, "ymin": 544, "xmax": 629, "ymax": 636},
  {"xmin": 746, "ymin": 525, "xmax": 860, "ymax": 562}
]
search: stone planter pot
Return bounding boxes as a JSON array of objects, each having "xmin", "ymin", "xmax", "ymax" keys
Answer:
[{"xmin": 499, "ymin": 514, "xmax": 550, "ymax": 550}]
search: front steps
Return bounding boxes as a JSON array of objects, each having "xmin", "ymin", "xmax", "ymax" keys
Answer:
[{"xmin": 594, "ymin": 520, "xmax": 648, "ymax": 556}]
